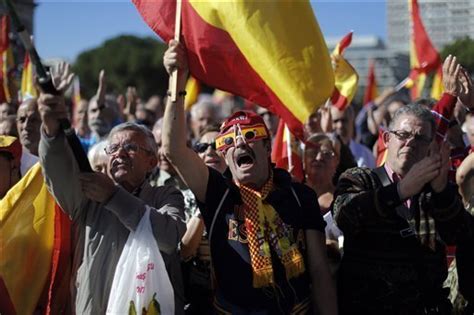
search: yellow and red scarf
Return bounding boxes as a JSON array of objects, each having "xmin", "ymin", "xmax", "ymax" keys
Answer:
[{"xmin": 237, "ymin": 173, "xmax": 305, "ymax": 288}]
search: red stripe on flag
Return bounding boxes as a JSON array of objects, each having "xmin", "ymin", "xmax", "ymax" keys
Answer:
[
  {"xmin": 133, "ymin": 0, "xmax": 305, "ymax": 139},
  {"xmin": 410, "ymin": 0, "xmax": 441, "ymax": 73},
  {"xmin": 330, "ymin": 90, "xmax": 350, "ymax": 111},
  {"xmin": 46, "ymin": 204, "xmax": 72, "ymax": 315},
  {"xmin": 337, "ymin": 31, "xmax": 353, "ymax": 55}
]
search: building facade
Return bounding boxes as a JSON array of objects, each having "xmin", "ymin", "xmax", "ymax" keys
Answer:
[{"xmin": 387, "ymin": 0, "xmax": 474, "ymax": 52}]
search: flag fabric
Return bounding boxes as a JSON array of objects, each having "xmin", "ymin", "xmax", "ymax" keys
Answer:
[
  {"xmin": 0, "ymin": 163, "xmax": 72, "ymax": 315},
  {"xmin": 406, "ymin": 0, "xmax": 442, "ymax": 100},
  {"xmin": 0, "ymin": 15, "xmax": 15, "ymax": 103},
  {"xmin": 20, "ymin": 53, "xmax": 38, "ymax": 101},
  {"xmin": 363, "ymin": 60, "xmax": 378, "ymax": 106},
  {"xmin": 430, "ymin": 65, "xmax": 443, "ymax": 100},
  {"xmin": 133, "ymin": 0, "xmax": 334, "ymax": 140},
  {"xmin": 184, "ymin": 75, "xmax": 200, "ymax": 111},
  {"xmin": 330, "ymin": 31, "xmax": 359, "ymax": 111},
  {"xmin": 271, "ymin": 119, "xmax": 304, "ymax": 182}
]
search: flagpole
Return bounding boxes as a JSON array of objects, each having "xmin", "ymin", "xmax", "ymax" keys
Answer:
[
  {"xmin": 284, "ymin": 124, "xmax": 293, "ymax": 173},
  {"xmin": 395, "ymin": 77, "xmax": 410, "ymax": 91},
  {"xmin": 170, "ymin": 0, "xmax": 183, "ymax": 102}
]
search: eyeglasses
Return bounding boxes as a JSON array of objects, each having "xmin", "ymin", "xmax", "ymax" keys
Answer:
[
  {"xmin": 194, "ymin": 141, "xmax": 217, "ymax": 153},
  {"xmin": 104, "ymin": 142, "xmax": 154, "ymax": 155},
  {"xmin": 389, "ymin": 130, "xmax": 432, "ymax": 144},
  {"xmin": 306, "ymin": 149, "xmax": 335, "ymax": 160},
  {"xmin": 215, "ymin": 124, "xmax": 269, "ymax": 151}
]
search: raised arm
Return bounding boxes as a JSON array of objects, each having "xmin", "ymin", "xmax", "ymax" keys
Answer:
[
  {"xmin": 38, "ymin": 62, "xmax": 86, "ymax": 220},
  {"xmin": 162, "ymin": 40, "xmax": 210, "ymax": 203}
]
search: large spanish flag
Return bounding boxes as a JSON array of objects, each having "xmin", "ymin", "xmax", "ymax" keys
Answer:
[
  {"xmin": 133, "ymin": 0, "xmax": 334, "ymax": 140},
  {"xmin": 20, "ymin": 52, "xmax": 38, "ymax": 101},
  {"xmin": 330, "ymin": 31, "xmax": 359, "ymax": 111},
  {"xmin": 0, "ymin": 164, "xmax": 71, "ymax": 315},
  {"xmin": 407, "ymin": 0, "xmax": 441, "ymax": 100}
]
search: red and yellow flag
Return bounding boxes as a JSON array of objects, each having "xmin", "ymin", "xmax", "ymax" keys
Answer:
[
  {"xmin": 133, "ymin": 0, "xmax": 334, "ymax": 140},
  {"xmin": 271, "ymin": 119, "xmax": 304, "ymax": 182},
  {"xmin": 430, "ymin": 66, "xmax": 443, "ymax": 100},
  {"xmin": 0, "ymin": 15, "xmax": 15, "ymax": 103},
  {"xmin": 0, "ymin": 164, "xmax": 71, "ymax": 315},
  {"xmin": 20, "ymin": 53, "xmax": 38, "ymax": 101},
  {"xmin": 363, "ymin": 60, "xmax": 378, "ymax": 106},
  {"xmin": 330, "ymin": 31, "xmax": 359, "ymax": 111},
  {"xmin": 406, "ymin": 0, "xmax": 442, "ymax": 100},
  {"xmin": 184, "ymin": 75, "xmax": 200, "ymax": 111}
]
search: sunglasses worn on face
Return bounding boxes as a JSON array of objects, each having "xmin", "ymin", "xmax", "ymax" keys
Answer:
[
  {"xmin": 194, "ymin": 141, "xmax": 217, "ymax": 153},
  {"xmin": 215, "ymin": 124, "xmax": 268, "ymax": 151},
  {"xmin": 104, "ymin": 142, "xmax": 153, "ymax": 155}
]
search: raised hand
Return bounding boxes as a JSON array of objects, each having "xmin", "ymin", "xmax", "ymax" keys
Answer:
[
  {"xmin": 51, "ymin": 61, "xmax": 75, "ymax": 93},
  {"xmin": 398, "ymin": 154, "xmax": 441, "ymax": 200},
  {"xmin": 124, "ymin": 86, "xmax": 137, "ymax": 119},
  {"xmin": 442, "ymin": 55, "xmax": 461, "ymax": 96}
]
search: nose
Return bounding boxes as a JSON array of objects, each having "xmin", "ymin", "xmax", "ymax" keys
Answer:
[{"xmin": 235, "ymin": 135, "xmax": 246, "ymax": 148}]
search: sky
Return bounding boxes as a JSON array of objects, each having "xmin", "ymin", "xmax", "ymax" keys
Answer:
[{"xmin": 34, "ymin": 0, "xmax": 387, "ymax": 62}]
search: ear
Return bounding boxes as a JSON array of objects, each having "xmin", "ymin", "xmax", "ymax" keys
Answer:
[
  {"xmin": 382, "ymin": 131, "xmax": 390, "ymax": 149},
  {"xmin": 147, "ymin": 155, "xmax": 158, "ymax": 171}
]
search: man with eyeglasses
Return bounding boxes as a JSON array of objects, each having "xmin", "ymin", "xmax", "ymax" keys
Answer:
[
  {"xmin": 162, "ymin": 40, "xmax": 337, "ymax": 315},
  {"xmin": 333, "ymin": 103, "xmax": 473, "ymax": 314},
  {"xmin": 37, "ymin": 75, "xmax": 187, "ymax": 314}
]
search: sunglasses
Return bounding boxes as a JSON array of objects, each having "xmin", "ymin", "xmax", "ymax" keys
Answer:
[
  {"xmin": 215, "ymin": 124, "xmax": 268, "ymax": 151},
  {"xmin": 194, "ymin": 141, "xmax": 217, "ymax": 153}
]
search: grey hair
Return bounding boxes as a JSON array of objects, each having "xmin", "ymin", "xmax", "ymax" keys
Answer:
[
  {"xmin": 87, "ymin": 140, "xmax": 108, "ymax": 167},
  {"xmin": 107, "ymin": 122, "xmax": 157, "ymax": 157},
  {"xmin": 190, "ymin": 100, "xmax": 218, "ymax": 119},
  {"xmin": 388, "ymin": 103, "xmax": 436, "ymax": 136}
]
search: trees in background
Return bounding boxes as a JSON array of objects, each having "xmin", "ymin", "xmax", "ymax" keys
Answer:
[{"xmin": 73, "ymin": 35, "xmax": 168, "ymax": 99}]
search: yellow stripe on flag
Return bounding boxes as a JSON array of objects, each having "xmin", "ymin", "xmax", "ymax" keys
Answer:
[
  {"xmin": 0, "ymin": 164, "xmax": 55, "ymax": 315},
  {"xmin": 21, "ymin": 54, "xmax": 38, "ymax": 101},
  {"xmin": 188, "ymin": 1, "xmax": 334, "ymax": 124},
  {"xmin": 184, "ymin": 76, "xmax": 200, "ymax": 111}
]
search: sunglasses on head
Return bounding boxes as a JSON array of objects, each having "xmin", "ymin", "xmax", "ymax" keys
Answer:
[
  {"xmin": 193, "ymin": 141, "xmax": 217, "ymax": 153},
  {"xmin": 215, "ymin": 124, "xmax": 268, "ymax": 152}
]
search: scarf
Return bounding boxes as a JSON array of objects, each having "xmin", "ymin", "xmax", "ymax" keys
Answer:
[{"xmin": 237, "ymin": 173, "xmax": 305, "ymax": 288}]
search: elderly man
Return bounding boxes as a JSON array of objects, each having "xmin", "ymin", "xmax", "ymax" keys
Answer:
[
  {"xmin": 162, "ymin": 40, "xmax": 337, "ymax": 315},
  {"xmin": 333, "ymin": 103, "xmax": 472, "ymax": 314},
  {"xmin": 37, "ymin": 83, "xmax": 187, "ymax": 313},
  {"xmin": 16, "ymin": 98, "xmax": 41, "ymax": 175},
  {"xmin": 189, "ymin": 100, "xmax": 219, "ymax": 141}
]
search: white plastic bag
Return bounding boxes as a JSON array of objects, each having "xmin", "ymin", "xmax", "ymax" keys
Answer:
[{"xmin": 107, "ymin": 207, "xmax": 175, "ymax": 314}]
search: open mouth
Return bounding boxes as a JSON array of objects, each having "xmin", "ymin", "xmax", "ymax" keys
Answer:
[{"xmin": 236, "ymin": 152, "xmax": 255, "ymax": 168}]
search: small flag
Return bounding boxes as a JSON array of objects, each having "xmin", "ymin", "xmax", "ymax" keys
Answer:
[{"xmin": 330, "ymin": 31, "xmax": 359, "ymax": 111}]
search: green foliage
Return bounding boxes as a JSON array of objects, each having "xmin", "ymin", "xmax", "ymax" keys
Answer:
[
  {"xmin": 73, "ymin": 35, "xmax": 168, "ymax": 99},
  {"xmin": 441, "ymin": 36, "xmax": 474, "ymax": 74}
]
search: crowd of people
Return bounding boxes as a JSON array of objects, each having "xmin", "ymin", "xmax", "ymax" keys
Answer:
[{"xmin": 0, "ymin": 39, "xmax": 474, "ymax": 315}]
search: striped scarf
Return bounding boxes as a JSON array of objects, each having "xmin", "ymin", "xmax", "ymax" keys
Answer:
[{"xmin": 237, "ymin": 173, "xmax": 305, "ymax": 288}]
